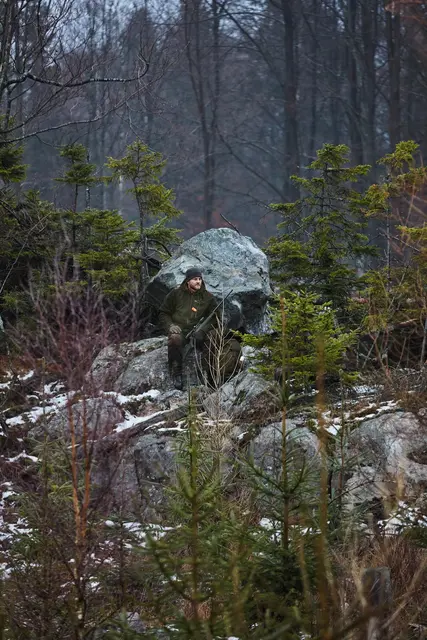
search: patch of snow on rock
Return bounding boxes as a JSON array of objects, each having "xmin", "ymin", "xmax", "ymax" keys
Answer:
[
  {"xmin": 378, "ymin": 501, "xmax": 427, "ymax": 535},
  {"xmin": 102, "ymin": 389, "xmax": 161, "ymax": 404},
  {"xmin": 114, "ymin": 410, "xmax": 166, "ymax": 433},
  {"xmin": 7, "ymin": 452, "xmax": 38, "ymax": 463}
]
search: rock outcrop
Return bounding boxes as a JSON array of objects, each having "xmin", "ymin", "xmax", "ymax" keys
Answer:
[
  {"xmin": 56, "ymin": 338, "xmax": 427, "ymax": 519},
  {"xmin": 6, "ymin": 328, "xmax": 427, "ymax": 526},
  {"xmin": 203, "ymin": 370, "xmax": 279, "ymax": 423},
  {"xmin": 89, "ymin": 337, "xmax": 169, "ymax": 392},
  {"xmin": 29, "ymin": 396, "xmax": 124, "ymax": 440},
  {"xmin": 97, "ymin": 429, "xmax": 180, "ymax": 519},
  {"xmin": 251, "ymin": 421, "xmax": 320, "ymax": 475},
  {"xmin": 344, "ymin": 410, "xmax": 427, "ymax": 509},
  {"xmin": 146, "ymin": 228, "xmax": 272, "ymax": 334}
]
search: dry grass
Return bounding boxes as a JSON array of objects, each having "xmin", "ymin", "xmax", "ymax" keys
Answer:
[
  {"xmin": 182, "ymin": 600, "xmax": 212, "ymax": 621},
  {"xmin": 334, "ymin": 534, "xmax": 427, "ymax": 638}
]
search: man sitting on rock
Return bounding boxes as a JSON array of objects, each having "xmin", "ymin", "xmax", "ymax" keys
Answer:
[{"xmin": 159, "ymin": 267, "xmax": 218, "ymax": 390}]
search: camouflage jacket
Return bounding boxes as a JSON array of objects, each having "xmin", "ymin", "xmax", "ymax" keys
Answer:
[{"xmin": 159, "ymin": 280, "xmax": 217, "ymax": 336}]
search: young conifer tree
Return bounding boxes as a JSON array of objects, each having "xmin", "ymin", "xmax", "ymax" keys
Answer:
[
  {"xmin": 0, "ymin": 139, "xmax": 58, "ymax": 324},
  {"xmin": 0, "ymin": 134, "xmax": 26, "ymax": 184},
  {"xmin": 361, "ymin": 141, "xmax": 427, "ymax": 370},
  {"xmin": 268, "ymin": 144, "xmax": 376, "ymax": 316},
  {"xmin": 141, "ymin": 391, "xmax": 255, "ymax": 638},
  {"xmin": 56, "ymin": 144, "xmax": 99, "ymax": 280},
  {"xmin": 106, "ymin": 141, "xmax": 182, "ymax": 308},
  {"xmin": 243, "ymin": 291, "xmax": 356, "ymax": 399},
  {"xmin": 55, "ymin": 144, "xmax": 141, "ymax": 302}
]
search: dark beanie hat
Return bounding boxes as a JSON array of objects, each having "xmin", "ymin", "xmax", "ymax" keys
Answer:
[{"xmin": 185, "ymin": 267, "xmax": 203, "ymax": 280}]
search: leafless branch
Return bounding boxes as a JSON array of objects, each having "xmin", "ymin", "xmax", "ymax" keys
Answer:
[
  {"xmin": 3, "ymin": 57, "xmax": 149, "ymax": 91},
  {"xmin": 220, "ymin": 213, "xmax": 240, "ymax": 234},
  {"xmin": 7, "ymin": 86, "xmax": 143, "ymax": 142}
]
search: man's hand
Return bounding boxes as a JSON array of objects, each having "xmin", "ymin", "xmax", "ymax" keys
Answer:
[{"xmin": 168, "ymin": 324, "xmax": 182, "ymax": 335}]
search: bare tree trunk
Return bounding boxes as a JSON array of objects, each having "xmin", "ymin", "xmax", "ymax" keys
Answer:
[
  {"xmin": 99, "ymin": 0, "xmax": 109, "ymax": 210},
  {"xmin": 386, "ymin": 6, "xmax": 401, "ymax": 148},
  {"xmin": 346, "ymin": 0, "xmax": 363, "ymax": 164},
  {"xmin": 280, "ymin": 0, "xmax": 300, "ymax": 200},
  {"xmin": 140, "ymin": 0, "xmax": 155, "ymax": 148},
  {"xmin": 404, "ymin": 44, "xmax": 417, "ymax": 143},
  {"xmin": 209, "ymin": 0, "xmax": 221, "ymax": 222},
  {"xmin": 362, "ymin": 0, "xmax": 378, "ymax": 170},
  {"xmin": 330, "ymin": 0, "xmax": 343, "ymax": 145},
  {"xmin": 86, "ymin": 0, "xmax": 98, "ymax": 203},
  {"xmin": 0, "ymin": 0, "xmax": 15, "ymax": 112},
  {"xmin": 361, "ymin": 567, "xmax": 392, "ymax": 639},
  {"xmin": 136, "ymin": 192, "xmax": 149, "ymax": 310},
  {"xmin": 183, "ymin": 0, "xmax": 222, "ymax": 229},
  {"xmin": 12, "ymin": 0, "xmax": 24, "ymax": 194},
  {"xmin": 308, "ymin": 0, "xmax": 318, "ymax": 162}
]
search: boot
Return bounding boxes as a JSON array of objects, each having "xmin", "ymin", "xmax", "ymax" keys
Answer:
[
  {"xmin": 170, "ymin": 362, "xmax": 183, "ymax": 390},
  {"xmin": 173, "ymin": 370, "xmax": 183, "ymax": 391}
]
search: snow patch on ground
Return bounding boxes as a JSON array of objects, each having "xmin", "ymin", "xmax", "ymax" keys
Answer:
[
  {"xmin": 1, "ymin": 370, "xmax": 182, "ymax": 442},
  {"xmin": 7, "ymin": 452, "xmax": 38, "ymax": 464},
  {"xmin": 6, "ymin": 406, "xmax": 56, "ymax": 426},
  {"xmin": 104, "ymin": 520, "xmax": 174, "ymax": 547},
  {"xmin": 102, "ymin": 389, "xmax": 162, "ymax": 404},
  {"xmin": 3, "ymin": 385, "xmax": 169, "ymax": 431},
  {"xmin": 319, "ymin": 399, "xmax": 400, "ymax": 436},
  {"xmin": 43, "ymin": 381, "xmax": 66, "ymax": 396},
  {"xmin": 5, "ymin": 392, "xmax": 70, "ymax": 426},
  {"xmin": 378, "ymin": 501, "xmax": 427, "ymax": 535},
  {"xmin": 0, "ymin": 517, "xmax": 32, "ymax": 543},
  {"xmin": 353, "ymin": 384, "xmax": 379, "ymax": 396},
  {"xmin": 19, "ymin": 370, "xmax": 35, "ymax": 381},
  {"xmin": 115, "ymin": 410, "xmax": 166, "ymax": 433},
  {"xmin": 350, "ymin": 400, "xmax": 399, "ymax": 423}
]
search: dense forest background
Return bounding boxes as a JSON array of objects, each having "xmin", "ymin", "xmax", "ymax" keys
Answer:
[{"xmin": 3, "ymin": 0, "xmax": 426, "ymax": 242}]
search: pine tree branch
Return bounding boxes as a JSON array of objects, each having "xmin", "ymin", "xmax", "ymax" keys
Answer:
[
  {"xmin": 0, "ymin": 213, "xmax": 52, "ymax": 296},
  {"xmin": 147, "ymin": 238, "xmax": 172, "ymax": 257}
]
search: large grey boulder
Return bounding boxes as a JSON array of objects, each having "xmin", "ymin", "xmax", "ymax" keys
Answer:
[
  {"xmin": 89, "ymin": 337, "xmax": 171, "ymax": 393},
  {"xmin": 344, "ymin": 411, "xmax": 427, "ymax": 507},
  {"xmin": 251, "ymin": 421, "xmax": 320, "ymax": 475},
  {"xmin": 348, "ymin": 411, "xmax": 427, "ymax": 481},
  {"xmin": 203, "ymin": 370, "xmax": 280, "ymax": 423},
  {"xmin": 134, "ymin": 432, "xmax": 178, "ymax": 510},
  {"xmin": 99, "ymin": 430, "xmax": 179, "ymax": 518},
  {"xmin": 90, "ymin": 331, "xmax": 248, "ymax": 397},
  {"xmin": 28, "ymin": 396, "xmax": 124, "ymax": 440},
  {"xmin": 95, "ymin": 613, "xmax": 147, "ymax": 638},
  {"xmin": 87, "ymin": 390, "xmax": 190, "ymax": 517},
  {"xmin": 342, "ymin": 467, "xmax": 394, "ymax": 511},
  {"xmin": 114, "ymin": 343, "xmax": 169, "ymax": 395},
  {"xmin": 147, "ymin": 228, "xmax": 272, "ymax": 334}
]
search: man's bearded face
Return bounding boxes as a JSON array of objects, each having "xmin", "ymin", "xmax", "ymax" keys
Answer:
[{"xmin": 187, "ymin": 276, "xmax": 202, "ymax": 292}]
